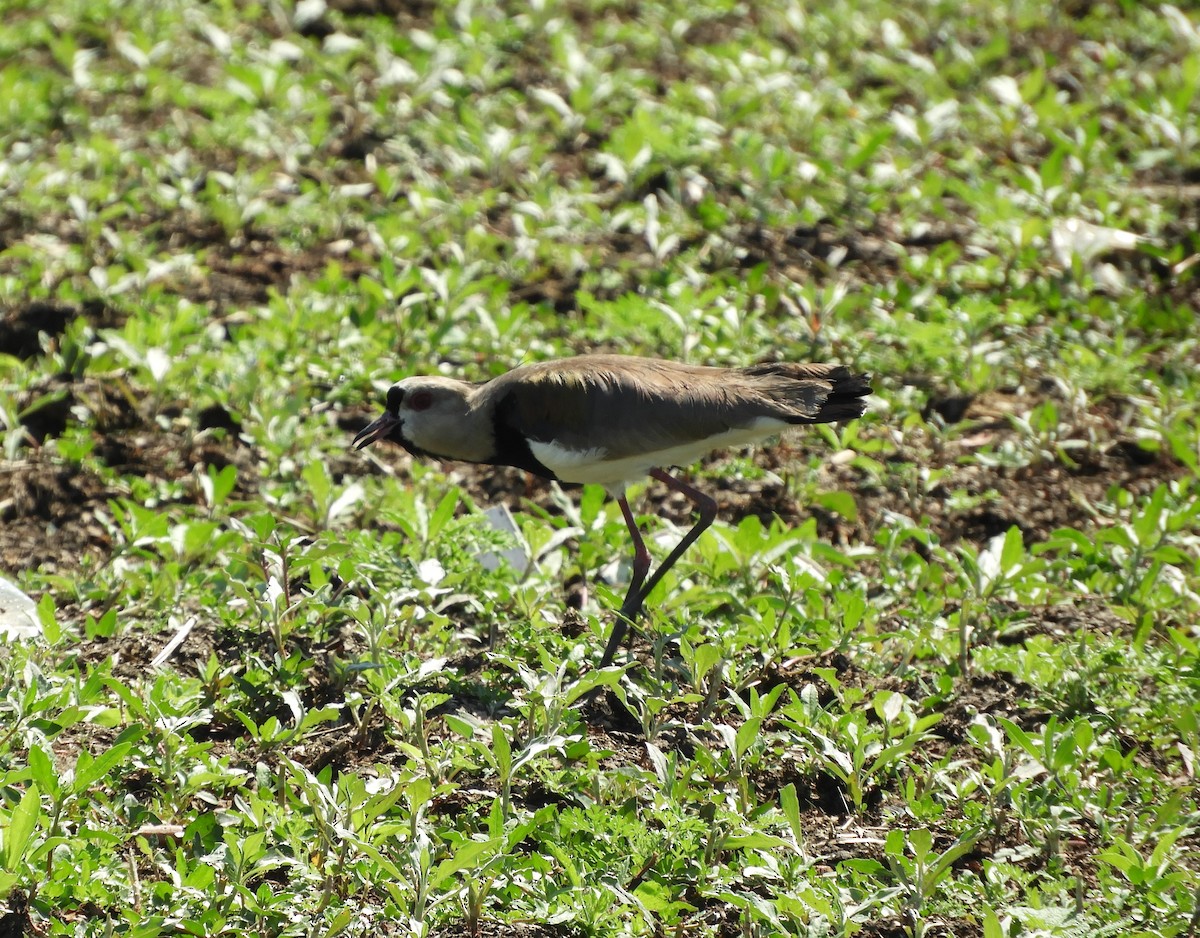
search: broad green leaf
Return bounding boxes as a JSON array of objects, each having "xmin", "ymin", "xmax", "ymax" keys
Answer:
[
  {"xmin": 1000, "ymin": 525, "xmax": 1024, "ymax": 571},
  {"xmin": 430, "ymin": 837, "xmax": 501, "ymax": 889},
  {"xmin": 491, "ymin": 724, "xmax": 511, "ymax": 777},
  {"xmin": 3, "ymin": 784, "xmax": 40, "ymax": 871},
  {"xmin": 734, "ymin": 716, "xmax": 762, "ymax": 760},
  {"xmin": 780, "ymin": 784, "xmax": 802, "ymax": 844}
]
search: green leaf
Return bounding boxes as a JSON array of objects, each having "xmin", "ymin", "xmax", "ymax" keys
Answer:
[
  {"xmin": 564, "ymin": 666, "xmax": 623, "ymax": 704},
  {"xmin": 430, "ymin": 837, "xmax": 501, "ymax": 890},
  {"xmin": 998, "ymin": 718, "xmax": 1039, "ymax": 761},
  {"xmin": 1131, "ymin": 485, "xmax": 1166, "ymax": 546},
  {"xmin": 813, "ymin": 490, "xmax": 858, "ymax": 523},
  {"xmin": 36, "ymin": 593, "xmax": 61, "ymax": 644},
  {"xmin": 542, "ymin": 839, "xmax": 581, "ymax": 888},
  {"xmin": 491, "ymin": 724, "xmax": 511, "ymax": 778},
  {"xmin": 443, "ymin": 714, "xmax": 478, "ymax": 739},
  {"xmin": 840, "ymin": 858, "xmax": 888, "ymax": 876},
  {"xmin": 3, "ymin": 784, "xmax": 40, "ymax": 871},
  {"xmin": 926, "ymin": 831, "xmax": 980, "ymax": 886},
  {"xmin": 908, "ymin": 827, "xmax": 933, "ymax": 863},
  {"xmin": 873, "ymin": 690, "xmax": 903, "ymax": 726},
  {"xmin": 319, "ymin": 909, "xmax": 354, "ymax": 938},
  {"xmin": 734, "ymin": 716, "xmax": 762, "ymax": 760},
  {"xmin": 301, "ymin": 459, "xmax": 332, "ymax": 508},
  {"xmin": 406, "ymin": 777, "xmax": 433, "ymax": 815},
  {"xmin": 1000, "ymin": 525, "xmax": 1024, "ymax": 572},
  {"xmin": 361, "ymin": 782, "xmax": 407, "ymax": 825},
  {"xmin": 27, "ymin": 744, "xmax": 57, "ymax": 795},
  {"xmin": 428, "ymin": 489, "xmax": 460, "ymax": 541},
  {"xmin": 689, "ymin": 642, "xmax": 721, "ymax": 683},
  {"xmin": 846, "ymin": 125, "xmax": 893, "ymax": 171},
  {"xmin": 723, "ymin": 832, "xmax": 793, "ymax": 851},
  {"xmin": 780, "ymin": 784, "xmax": 802, "ymax": 844},
  {"xmin": 839, "ymin": 590, "xmax": 866, "ymax": 630},
  {"xmin": 85, "ymin": 607, "xmax": 118, "ymax": 639}
]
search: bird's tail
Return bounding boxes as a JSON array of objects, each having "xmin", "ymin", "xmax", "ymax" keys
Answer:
[
  {"xmin": 743, "ymin": 362, "xmax": 872, "ymax": 423},
  {"xmin": 812, "ymin": 365, "xmax": 872, "ymax": 422}
]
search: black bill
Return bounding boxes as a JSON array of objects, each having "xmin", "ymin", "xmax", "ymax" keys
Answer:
[{"xmin": 352, "ymin": 411, "xmax": 401, "ymax": 449}]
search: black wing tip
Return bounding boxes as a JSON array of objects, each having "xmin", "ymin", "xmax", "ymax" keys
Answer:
[
  {"xmin": 841, "ymin": 370, "xmax": 873, "ymax": 398},
  {"xmin": 817, "ymin": 369, "xmax": 872, "ymax": 422}
]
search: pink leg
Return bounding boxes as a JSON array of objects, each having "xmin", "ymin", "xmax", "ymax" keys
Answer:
[
  {"xmin": 599, "ymin": 469, "xmax": 718, "ymax": 667},
  {"xmin": 617, "ymin": 494, "xmax": 652, "ymax": 609}
]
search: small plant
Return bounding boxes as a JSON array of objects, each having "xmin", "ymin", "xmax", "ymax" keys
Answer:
[
  {"xmin": 884, "ymin": 827, "xmax": 982, "ymax": 938},
  {"xmin": 780, "ymin": 684, "xmax": 942, "ymax": 813}
]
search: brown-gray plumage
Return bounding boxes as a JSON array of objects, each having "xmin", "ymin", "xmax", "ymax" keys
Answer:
[{"xmin": 353, "ymin": 354, "xmax": 870, "ymax": 666}]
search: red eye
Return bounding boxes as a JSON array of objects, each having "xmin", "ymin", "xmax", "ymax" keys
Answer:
[{"xmin": 410, "ymin": 389, "xmax": 434, "ymax": 411}]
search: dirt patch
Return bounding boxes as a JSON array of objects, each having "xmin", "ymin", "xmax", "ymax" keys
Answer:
[
  {"xmin": 200, "ymin": 239, "xmax": 355, "ymax": 305},
  {"xmin": 0, "ymin": 300, "xmax": 125, "ymax": 360},
  {"xmin": 736, "ymin": 217, "xmax": 972, "ymax": 286},
  {"xmin": 855, "ymin": 920, "xmax": 924, "ymax": 938},
  {"xmin": 70, "ymin": 611, "xmax": 225, "ymax": 680},
  {"xmin": 935, "ymin": 671, "xmax": 1039, "ymax": 745},
  {"xmin": 16, "ymin": 374, "xmax": 146, "ymax": 442},
  {"xmin": 1, "ymin": 372, "xmax": 259, "ymax": 578},
  {"xmin": 0, "ymin": 457, "xmax": 115, "ymax": 575},
  {"xmin": 908, "ymin": 439, "xmax": 1183, "ymax": 546},
  {"xmin": 429, "ymin": 922, "xmax": 568, "ymax": 938},
  {"xmin": 322, "ymin": 0, "xmax": 436, "ymax": 23},
  {"xmin": 154, "ymin": 221, "xmax": 373, "ymax": 307}
]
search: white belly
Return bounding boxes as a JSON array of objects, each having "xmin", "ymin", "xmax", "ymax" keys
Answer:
[{"xmin": 528, "ymin": 418, "xmax": 790, "ymax": 491}]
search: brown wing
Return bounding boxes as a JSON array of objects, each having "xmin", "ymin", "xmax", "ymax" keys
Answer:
[{"xmin": 479, "ymin": 355, "xmax": 867, "ymax": 461}]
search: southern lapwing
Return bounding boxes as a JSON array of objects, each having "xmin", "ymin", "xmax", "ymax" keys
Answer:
[{"xmin": 353, "ymin": 354, "xmax": 870, "ymax": 667}]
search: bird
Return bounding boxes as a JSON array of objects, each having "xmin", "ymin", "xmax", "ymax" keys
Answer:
[{"xmin": 353, "ymin": 354, "xmax": 871, "ymax": 667}]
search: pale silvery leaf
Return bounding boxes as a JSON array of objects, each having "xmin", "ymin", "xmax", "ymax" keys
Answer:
[
  {"xmin": 72, "ymin": 48, "xmax": 98, "ymax": 87},
  {"xmin": 323, "ymin": 33, "xmax": 362, "ymax": 55},
  {"xmin": 1051, "ymin": 217, "xmax": 1145, "ymax": 267},
  {"xmin": 978, "ymin": 532, "xmax": 1005, "ymax": 589},
  {"xmin": 146, "ymin": 347, "xmax": 171, "ymax": 383},
  {"xmin": 295, "ymin": 0, "xmax": 327, "ymax": 29},
  {"xmin": 283, "ymin": 690, "xmax": 304, "ymax": 726},
  {"xmin": 530, "ymin": 87, "xmax": 573, "ymax": 119},
  {"xmin": 327, "ymin": 482, "xmax": 364, "ymax": 523},
  {"xmin": 1162, "ymin": 5, "xmax": 1200, "ymax": 46},
  {"xmin": 0, "ymin": 577, "xmax": 40, "ymax": 640},
  {"xmin": 987, "ymin": 75, "xmax": 1022, "ymax": 108},
  {"xmin": 881, "ymin": 19, "xmax": 907, "ymax": 49},
  {"xmin": 417, "ymin": 558, "xmax": 446, "ymax": 586},
  {"xmin": 114, "ymin": 33, "xmax": 150, "ymax": 69},
  {"xmin": 268, "ymin": 41, "xmax": 304, "ymax": 63},
  {"xmin": 380, "ymin": 55, "xmax": 417, "ymax": 86},
  {"xmin": 202, "ymin": 23, "xmax": 232, "ymax": 55}
]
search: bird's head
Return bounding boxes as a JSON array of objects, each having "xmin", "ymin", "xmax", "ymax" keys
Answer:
[{"xmin": 352, "ymin": 376, "xmax": 490, "ymax": 462}]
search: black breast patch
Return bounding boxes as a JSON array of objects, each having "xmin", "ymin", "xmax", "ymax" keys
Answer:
[{"xmin": 491, "ymin": 392, "xmax": 559, "ymax": 480}]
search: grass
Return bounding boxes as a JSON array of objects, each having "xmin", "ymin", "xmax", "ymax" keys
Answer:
[{"xmin": 1, "ymin": 0, "xmax": 1198, "ymax": 935}]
